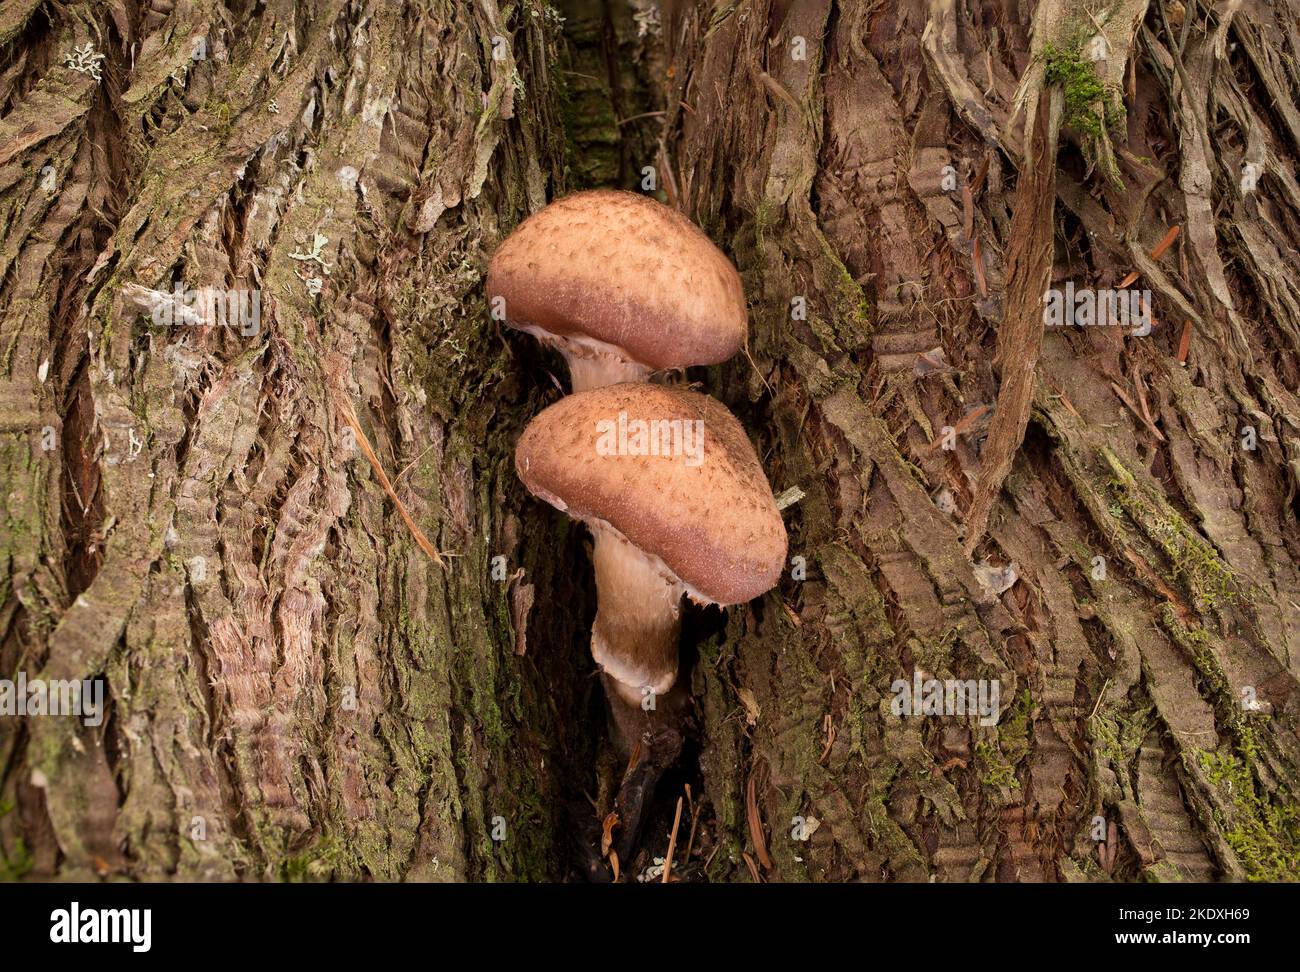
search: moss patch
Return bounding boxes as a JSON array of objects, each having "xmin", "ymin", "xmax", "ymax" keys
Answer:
[
  {"xmin": 1196, "ymin": 745, "xmax": 1300, "ymax": 882},
  {"xmin": 1043, "ymin": 43, "xmax": 1117, "ymax": 140}
]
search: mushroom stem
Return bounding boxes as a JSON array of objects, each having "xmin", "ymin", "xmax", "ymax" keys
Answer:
[
  {"xmin": 513, "ymin": 324, "xmax": 653, "ymax": 390},
  {"xmin": 589, "ymin": 527, "xmax": 683, "ymax": 706},
  {"xmin": 564, "ymin": 353, "xmax": 652, "ymax": 392}
]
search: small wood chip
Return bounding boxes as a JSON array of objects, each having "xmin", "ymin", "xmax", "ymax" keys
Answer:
[
  {"xmin": 774, "ymin": 485, "xmax": 805, "ymax": 510},
  {"xmin": 927, "ymin": 404, "xmax": 991, "ymax": 452},
  {"xmin": 1117, "ymin": 225, "xmax": 1181, "ymax": 288},
  {"xmin": 970, "ymin": 152, "xmax": 991, "ymax": 196},
  {"xmin": 1150, "ymin": 224, "xmax": 1181, "ymax": 260},
  {"xmin": 508, "ymin": 569, "xmax": 534, "ymax": 656},
  {"xmin": 781, "ymin": 600, "xmax": 803, "ymax": 627},
  {"xmin": 601, "ymin": 812, "xmax": 619, "ymax": 859},
  {"xmin": 972, "ymin": 236, "xmax": 988, "ymax": 297},
  {"xmin": 746, "ymin": 772, "xmax": 773, "ymax": 870}
]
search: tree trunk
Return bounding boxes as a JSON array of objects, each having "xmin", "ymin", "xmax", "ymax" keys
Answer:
[{"xmin": 2, "ymin": 0, "xmax": 1298, "ymax": 883}]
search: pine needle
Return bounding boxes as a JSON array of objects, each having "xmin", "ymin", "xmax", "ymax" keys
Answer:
[
  {"xmin": 662, "ymin": 796, "xmax": 684, "ymax": 883},
  {"xmin": 338, "ymin": 400, "xmax": 445, "ymax": 567}
]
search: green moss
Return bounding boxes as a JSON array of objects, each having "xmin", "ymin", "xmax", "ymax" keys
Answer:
[
  {"xmin": 998, "ymin": 688, "xmax": 1034, "ymax": 766},
  {"xmin": 1160, "ymin": 608, "xmax": 1298, "ymax": 881},
  {"xmin": 808, "ymin": 235, "xmax": 870, "ymax": 350},
  {"xmin": 694, "ymin": 638, "xmax": 744, "ymax": 874},
  {"xmin": 1196, "ymin": 746, "xmax": 1300, "ymax": 882},
  {"xmin": 1043, "ymin": 43, "xmax": 1112, "ymax": 139},
  {"xmin": 1144, "ymin": 859, "xmax": 1188, "ymax": 883},
  {"xmin": 866, "ymin": 763, "xmax": 927, "ymax": 875},
  {"xmin": 1159, "ymin": 606, "xmax": 1232, "ymax": 706},
  {"xmin": 1090, "ymin": 699, "xmax": 1153, "ymax": 774},
  {"xmin": 974, "ymin": 689, "xmax": 1033, "ymax": 792},
  {"xmin": 977, "ymin": 689, "xmax": 1033, "ymax": 793},
  {"xmin": 552, "ymin": 3, "xmax": 620, "ymax": 189},
  {"xmin": 1042, "ymin": 40, "xmax": 1126, "ymax": 185},
  {"xmin": 975, "ymin": 740, "xmax": 1020, "ymax": 790},
  {"xmin": 0, "ymin": 798, "xmax": 34, "ymax": 881},
  {"xmin": 280, "ymin": 834, "xmax": 346, "ymax": 882},
  {"xmin": 1102, "ymin": 447, "xmax": 1250, "ymax": 613}
]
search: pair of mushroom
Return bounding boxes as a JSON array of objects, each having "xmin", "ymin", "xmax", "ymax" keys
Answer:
[{"xmin": 489, "ymin": 190, "xmax": 787, "ymax": 750}]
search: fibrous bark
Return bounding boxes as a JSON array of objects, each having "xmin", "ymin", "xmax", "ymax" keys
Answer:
[{"xmin": 2, "ymin": 0, "xmax": 1299, "ymax": 883}]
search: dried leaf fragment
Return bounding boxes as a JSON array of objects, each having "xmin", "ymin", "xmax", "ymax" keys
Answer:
[{"xmin": 737, "ymin": 687, "xmax": 761, "ymax": 727}]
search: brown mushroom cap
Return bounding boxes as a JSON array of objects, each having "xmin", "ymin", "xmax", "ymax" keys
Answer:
[
  {"xmin": 515, "ymin": 383, "xmax": 787, "ymax": 605},
  {"xmin": 487, "ymin": 190, "xmax": 747, "ymax": 371}
]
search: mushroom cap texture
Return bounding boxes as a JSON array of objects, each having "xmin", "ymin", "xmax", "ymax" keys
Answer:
[
  {"xmin": 515, "ymin": 383, "xmax": 787, "ymax": 605},
  {"xmin": 486, "ymin": 190, "xmax": 747, "ymax": 370}
]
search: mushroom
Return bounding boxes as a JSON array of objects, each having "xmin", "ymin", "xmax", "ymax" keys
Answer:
[
  {"xmin": 487, "ymin": 190, "xmax": 747, "ymax": 390},
  {"xmin": 514, "ymin": 382, "xmax": 787, "ymax": 716}
]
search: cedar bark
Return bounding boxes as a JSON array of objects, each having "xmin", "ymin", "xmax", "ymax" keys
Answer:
[{"xmin": 2, "ymin": 0, "xmax": 1299, "ymax": 883}]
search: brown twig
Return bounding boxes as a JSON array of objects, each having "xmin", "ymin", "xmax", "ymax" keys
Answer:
[
  {"xmin": 682, "ymin": 785, "xmax": 701, "ymax": 866},
  {"xmin": 395, "ymin": 440, "xmax": 437, "ymax": 483},
  {"xmin": 601, "ymin": 812, "xmax": 619, "ymax": 859},
  {"xmin": 818, "ymin": 713, "xmax": 836, "ymax": 763},
  {"xmin": 662, "ymin": 796, "xmax": 684, "ymax": 884},
  {"xmin": 1132, "ymin": 369, "xmax": 1158, "ymax": 432},
  {"xmin": 1109, "ymin": 381, "xmax": 1167, "ymax": 442},
  {"xmin": 758, "ymin": 72, "xmax": 801, "ymax": 112},
  {"xmin": 616, "ymin": 110, "xmax": 667, "ymax": 127}
]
